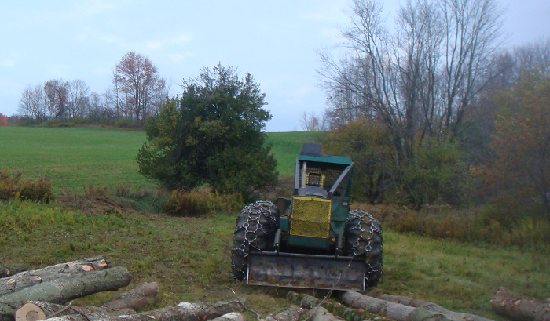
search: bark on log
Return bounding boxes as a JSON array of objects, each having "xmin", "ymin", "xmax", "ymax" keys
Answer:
[
  {"xmin": 309, "ymin": 307, "xmax": 343, "ymax": 321},
  {"xmin": 15, "ymin": 302, "xmax": 136, "ymax": 321},
  {"xmin": 0, "ymin": 256, "xmax": 110, "ymax": 296},
  {"xmin": 15, "ymin": 282, "xmax": 158, "ymax": 321},
  {"xmin": 265, "ymin": 306, "xmax": 303, "ymax": 321},
  {"xmin": 202, "ymin": 300, "xmax": 246, "ymax": 320},
  {"xmin": 491, "ymin": 287, "xmax": 550, "ymax": 321},
  {"xmin": 286, "ymin": 291, "xmax": 320, "ymax": 309},
  {"xmin": 44, "ymin": 303, "xmax": 207, "ymax": 321},
  {"xmin": 342, "ymin": 291, "xmax": 493, "ymax": 321},
  {"xmin": 103, "ymin": 282, "xmax": 159, "ymax": 311},
  {"xmin": 211, "ymin": 313, "xmax": 246, "ymax": 321},
  {"xmin": 0, "ymin": 265, "xmax": 28, "ymax": 278},
  {"xmin": 378, "ymin": 294, "xmax": 429, "ymax": 308},
  {"xmin": 0, "ymin": 266, "xmax": 131, "ymax": 321}
]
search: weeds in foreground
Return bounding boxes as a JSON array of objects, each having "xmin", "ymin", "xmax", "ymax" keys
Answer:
[
  {"xmin": 0, "ymin": 169, "xmax": 52, "ymax": 202},
  {"xmin": 163, "ymin": 189, "xmax": 243, "ymax": 217}
]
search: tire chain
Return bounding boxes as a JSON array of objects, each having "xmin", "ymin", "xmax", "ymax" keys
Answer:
[
  {"xmin": 346, "ymin": 209, "xmax": 383, "ymax": 287},
  {"xmin": 231, "ymin": 200, "xmax": 278, "ymax": 280}
]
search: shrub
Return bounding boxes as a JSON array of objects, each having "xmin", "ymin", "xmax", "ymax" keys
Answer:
[
  {"xmin": 0, "ymin": 169, "xmax": 52, "ymax": 202},
  {"xmin": 163, "ymin": 189, "xmax": 244, "ymax": 217}
]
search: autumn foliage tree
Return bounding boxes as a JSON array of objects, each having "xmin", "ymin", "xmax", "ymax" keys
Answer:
[
  {"xmin": 0, "ymin": 113, "xmax": 8, "ymax": 126},
  {"xmin": 113, "ymin": 52, "xmax": 167, "ymax": 122},
  {"xmin": 489, "ymin": 70, "xmax": 550, "ymax": 225}
]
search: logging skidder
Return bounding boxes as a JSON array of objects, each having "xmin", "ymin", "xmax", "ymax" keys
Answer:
[{"xmin": 231, "ymin": 143, "xmax": 383, "ymax": 290}]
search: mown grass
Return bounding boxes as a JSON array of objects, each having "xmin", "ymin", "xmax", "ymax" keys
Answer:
[
  {"xmin": 0, "ymin": 127, "xmax": 322, "ymax": 191},
  {"xmin": 0, "ymin": 127, "xmax": 152, "ymax": 193},
  {"xmin": 1, "ymin": 199, "xmax": 548, "ymax": 319},
  {"xmin": 266, "ymin": 131, "xmax": 325, "ymax": 175}
]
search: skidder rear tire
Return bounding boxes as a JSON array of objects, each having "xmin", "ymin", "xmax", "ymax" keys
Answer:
[
  {"xmin": 344, "ymin": 210, "xmax": 383, "ymax": 288},
  {"xmin": 231, "ymin": 201, "xmax": 279, "ymax": 281}
]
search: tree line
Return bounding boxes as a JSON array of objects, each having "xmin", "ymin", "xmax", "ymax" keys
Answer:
[
  {"xmin": 16, "ymin": 52, "xmax": 168, "ymax": 126},
  {"xmin": 318, "ymin": 0, "xmax": 550, "ymax": 225}
]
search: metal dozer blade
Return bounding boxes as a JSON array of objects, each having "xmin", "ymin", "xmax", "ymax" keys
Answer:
[{"xmin": 247, "ymin": 251, "xmax": 366, "ymax": 291}]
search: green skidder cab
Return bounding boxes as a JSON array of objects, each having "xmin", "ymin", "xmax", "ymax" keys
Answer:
[{"xmin": 231, "ymin": 143, "xmax": 383, "ymax": 290}]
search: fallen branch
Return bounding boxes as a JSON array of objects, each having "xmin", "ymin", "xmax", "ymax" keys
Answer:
[
  {"xmin": 490, "ymin": 287, "xmax": 550, "ymax": 321},
  {"xmin": 0, "ymin": 256, "xmax": 110, "ymax": 296}
]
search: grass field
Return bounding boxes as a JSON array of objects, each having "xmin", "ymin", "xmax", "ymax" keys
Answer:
[
  {"xmin": 0, "ymin": 126, "xmax": 548, "ymax": 320},
  {"xmin": 0, "ymin": 127, "xmax": 323, "ymax": 191}
]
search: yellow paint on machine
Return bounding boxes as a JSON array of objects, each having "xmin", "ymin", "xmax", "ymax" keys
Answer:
[{"xmin": 290, "ymin": 197, "xmax": 332, "ymax": 238}]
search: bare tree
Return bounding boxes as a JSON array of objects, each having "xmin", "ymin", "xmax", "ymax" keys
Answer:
[
  {"xmin": 319, "ymin": 0, "xmax": 503, "ymax": 162},
  {"xmin": 18, "ymin": 84, "xmax": 46, "ymax": 120},
  {"xmin": 300, "ymin": 111, "xmax": 323, "ymax": 131},
  {"xmin": 65, "ymin": 79, "xmax": 90, "ymax": 119},
  {"xmin": 439, "ymin": 0, "xmax": 503, "ymax": 134}
]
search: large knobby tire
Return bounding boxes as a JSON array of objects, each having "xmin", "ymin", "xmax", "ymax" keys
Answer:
[
  {"xmin": 344, "ymin": 210, "xmax": 383, "ymax": 288},
  {"xmin": 231, "ymin": 201, "xmax": 279, "ymax": 281}
]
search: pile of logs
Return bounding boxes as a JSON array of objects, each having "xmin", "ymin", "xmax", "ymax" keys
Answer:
[{"xmin": 2, "ymin": 257, "xmax": 549, "ymax": 321}]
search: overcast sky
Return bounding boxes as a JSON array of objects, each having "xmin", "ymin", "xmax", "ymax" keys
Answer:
[{"xmin": 0, "ymin": 0, "xmax": 548, "ymax": 131}]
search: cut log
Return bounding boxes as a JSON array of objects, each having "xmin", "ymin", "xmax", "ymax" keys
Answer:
[
  {"xmin": 265, "ymin": 306, "xmax": 303, "ymax": 321},
  {"xmin": 309, "ymin": 307, "xmax": 343, "ymax": 321},
  {"xmin": 491, "ymin": 287, "xmax": 550, "ymax": 321},
  {"xmin": 0, "ymin": 264, "xmax": 28, "ymax": 278},
  {"xmin": 16, "ymin": 302, "xmax": 67, "ymax": 321},
  {"xmin": 15, "ymin": 302, "xmax": 136, "ymax": 321},
  {"xmin": 110, "ymin": 303, "xmax": 207, "ymax": 321},
  {"xmin": 342, "ymin": 291, "xmax": 493, "ymax": 321},
  {"xmin": 0, "ymin": 266, "xmax": 131, "ymax": 321},
  {"xmin": 103, "ymin": 282, "xmax": 159, "ymax": 311},
  {"xmin": 202, "ymin": 300, "xmax": 246, "ymax": 320},
  {"xmin": 378, "ymin": 294, "xmax": 429, "ymax": 307},
  {"xmin": 15, "ymin": 282, "xmax": 158, "ymax": 321},
  {"xmin": 286, "ymin": 291, "xmax": 320, "ymax": 309},
  {"xmin": 0, "ymin": 256, "xmax": 110, "ymax": 296},
  {"xmin": 211, "ymin": 313, "xmax": 246, "ymax": 321}
]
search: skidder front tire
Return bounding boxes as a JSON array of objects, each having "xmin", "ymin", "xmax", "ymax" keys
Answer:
[
  {"xmin": 231, "ymin": 201, "xmax": 279, "ymax": 281},
  {"xmin": 344, "ymin": 210, "xmax": 383, "ymax": 288}
]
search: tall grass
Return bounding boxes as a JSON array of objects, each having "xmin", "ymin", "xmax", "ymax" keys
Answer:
[
  {"xmin": 354, "ymin": 203, "xmax": 550, "ymax": 249},
  {"xmin": 1, "ymin": 199, "xmax": 548, "ymax": 319}
]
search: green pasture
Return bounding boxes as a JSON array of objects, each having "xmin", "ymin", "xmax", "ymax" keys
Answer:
[
  {"xmin": 0, "ymin": 127, "xmax": 322, "ymax": 192},
  {"xmin": 1, "ymin": 199, "xmax": 548, "ymax": 319},
  {"xmin": 266, "ymin": 131, "xmax": 325, "ymax": 176}
]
